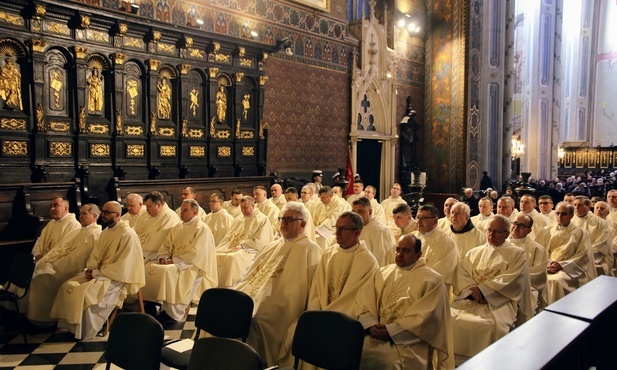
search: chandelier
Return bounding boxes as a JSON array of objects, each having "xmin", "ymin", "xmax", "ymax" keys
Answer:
[{"xmin": 511, "ymin": 137, "xmax": 525, "ymax": 160}]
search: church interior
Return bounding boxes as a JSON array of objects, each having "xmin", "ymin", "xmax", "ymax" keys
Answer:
[{"xmin": 0, "ymin": 0, "xmax": 616, "ymax": 368}]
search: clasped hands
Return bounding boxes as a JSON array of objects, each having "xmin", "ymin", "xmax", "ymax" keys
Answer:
[
  {"xmin": 547, "ymin": 261, "xmax": 562, "ymax": 274},
  {"xmin": 470, "ymin": 286, "xmax": 487, "ymax": 305},
  {"xmin": 367, "ymin": 324, "xmax": 391, "ymax": 341},
  {"xmin": 159, "ymin": 257, "xmax": 173, "ymax": 265}
]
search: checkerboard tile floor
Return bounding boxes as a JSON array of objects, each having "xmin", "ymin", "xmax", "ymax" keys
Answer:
[{"xmin": 0, "ymin": 307, "xmax": 198, "ymax": 369}]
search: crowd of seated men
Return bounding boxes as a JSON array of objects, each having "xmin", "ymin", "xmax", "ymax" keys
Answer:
[{"xmin": 2, "ymin": 178, "xmax": 615, "ymax": 369}]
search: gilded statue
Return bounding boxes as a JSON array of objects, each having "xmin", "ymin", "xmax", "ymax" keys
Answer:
[
  {"xmin": 242, "ymin": 94, "xmax": 250, "ymax": 120},
  {"xmin": 127, "ymin": 79, "xmax": 139, "ymax": 115},
  {"xmin": 36, "ymin": 103, "xmax": 45, "ymax": 132},
  {"xmin": 182, "ymin": 116, "xmax": 188, "ymax": 138},
  {"xmin": 215, "ymin": 85, "xmax": 227, "ymax": 122},
  {"xmin": 190, "ymin": 87, "xmax": 199, "ymax": 116},
  {"xmin": 150, "ymin": 111, "xmax": 158, "ymax": 136},
  {"xmin": 115, "ymin": 109, "xmax": 123, "ymax": 135},
  {"xmin": 50, "ymin": 71, "xmax": 63, "ymax": 109},
  {"xmin": 79, "ymin": 106, "xmax": 86, "ymax": 133},
  {"xmin": 0, "ymin": 58, "xmax": 23, "ymax": 110},
  {"xmin": 87, "ymin": 68, "xmax": 103, "ymax": 113},
  {"xmin": 157, "ymin": 78, "xmax": 171, "ymax": 119}
]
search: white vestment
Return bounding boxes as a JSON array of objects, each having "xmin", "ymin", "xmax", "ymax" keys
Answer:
[
  {"xmin": 135, "ymin": 203, "xmax": 181, "ymax": 260},
  {"xmin": 355, "ymin": 259, "xmax": 455, "ymax": 370},
  {"xmin": 257, "ymin": 200, "xmax": 280, "ymax": 229},
  {"xmin": 203, "ymin": 208, "xmax": 234, "ymax": 246},
  {"xmin": 369, "ymin": 199, "xmax": 386, "ymax": 224},
  {"xmin": 438, "ymin": 217, "xmax": 451, "ymax": 233},
  {"xmin": 175, "ymin": 204, "xmax": 207, "ymax": 222},
  {"xmin": 543, "ymin": 223, "xmax": 597, "ymax": 305},
  {"xmin": 32, "ymin": 213, "xmax": 81, "ymax": 257},
  {"xmin": 469, "ymin": 213, "xmax": 493, "ymax": 233},
  {"xmin": 215, "ymin": 209, "xmax": 273, "ymax": 287},
  {"xmin": 359, "ymin": 218, "xmax": 396, "ymax": 267},
  {"xmin": 509, "ymin": 236, "xmax": 549, "ymax": 307},
  {"xmin": 142, "ymin": 217, "xmax": 217, "ymax": 321},
  {"xmin": 450, "ymin": 241, "xmax": 532, "ymax": 360},
  {"xmin": 269, "ymin": 194, "xmax": 287, "ymax": 210},
  {"xmin": 120, "ymin": 205, "xmax": 148, "ymax": 229},
  {"xmin": 572, "ymin": 211, "xmax": 614, "ymax": 276},
  {"xmin": 235, "ymin": 234, "xmax": 321, "ymax": 366},
  {"xmin": 50, "ymin": 220, "xmax": 145, "ymax": 340},
  {"xmin": 446, "ymin": 225, "xmax": 486, "ymax": 261},
  {"xmin": 542, "ymin": 210, "xmax": 557, "ymax": 225},
  {"xmin": 381, "ymin": 196, "xmax": 407, "ymax": 224},
  {"xmin": 222, "ymin": 200, "xmax": 241, "ymax": 218},
  {"xmin": 414, "ymin": 227, "xmax": 458, "ymax": 287},
  {"xmin": 313, "ymin": 198, "xmax": 350, "ymax": 250},
  {"xmin": 347, "ymin": 192, "xmax": 365, "ymax": 206}
]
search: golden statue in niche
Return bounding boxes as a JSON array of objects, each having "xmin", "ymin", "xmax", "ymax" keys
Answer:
[
  {"xmin": 157, "ymin": 77, "xmax": 171, "ymax": 119},
  {"xmin": 87, "ymin": 68, "xmax": 103, "ymax": 113},
  {"xmin": 115, "ymin": 109, "xmax": 123, "ymax": 136},
  {"xmin": 36, "ymin": 103, "xmax": 45, "ymax": 132},
  {"xmin": 242, "ymin": 94, "xmax": 250, "ymax": 120},
  {"xmin": 126, "ymin": 79, "xmax": 139, "ymax": 115},
  {"xmin": 182, "ymin": 116, "xmax": 188, "ymax": 138},
  {"xmin": 189, "ymin": 87, "xmax": 199, "ymax": 116},
  {"xmin": 50, "ymin": 71, "xmax": 63, "ymax": 109},
  {"xmin": 0, "ymin": 58, "xmax": 23, "ymax": 110},
  {"xmin": 215, "ymin": 85, "xmax": 226, "ymax": 123}
]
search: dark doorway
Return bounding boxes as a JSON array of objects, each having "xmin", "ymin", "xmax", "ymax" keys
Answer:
[{"xmin": 357, "ymin": 140, "xmax": 382, "ymax": 201}]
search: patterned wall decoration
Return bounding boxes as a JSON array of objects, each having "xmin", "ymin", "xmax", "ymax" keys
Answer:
[
  {"xmin": 425, "ymin": 0, "xmax": 467, "ymax": 193},
  {"xmin": 78, "ymin": 0, "xmax": 352, "ymax": 69},
  {"xmin": 263, "ymin": 57, "xmax": 349, "ymax": 173},
  {"xmin": 466, "ymin": 0, "xmax": 482, "ymax": 189}
]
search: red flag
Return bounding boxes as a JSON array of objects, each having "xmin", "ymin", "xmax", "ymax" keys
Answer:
[{"xmin": 345, "ymin": 149, "xmax": 354, "ymax": 196}]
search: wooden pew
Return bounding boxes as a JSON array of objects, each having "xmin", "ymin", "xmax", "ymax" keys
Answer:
[{"xmin": 107, "ymin": 176, "xmax": 273, "ymax": 212}]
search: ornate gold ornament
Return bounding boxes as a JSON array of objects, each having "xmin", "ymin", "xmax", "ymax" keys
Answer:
[
  {"xmin": 181, "ymin": 116, "xmax": 188, "ymax": 138},
  {"xmin": 189, "ymin": 129, "xmax": 203, "ymax": 138},
  {"xmin": 49, "ymin": 142, "xmax": 72, "ymax": 156},
  {"xmin": 259, "ymin": 76, "xmax": 268, "ymax": 86},
  {"xmin": 79, "ymin": 106, "xmax": 87, "ymax": 133},
  {"xmin": 215, "ymin": 53, "xmax": 230, "ymax": 63},
  {"xmin": 242, "ymin": 146, "xmax": 255, "ymax": 156},
  {"xmin": 189, "ymin": 146, "xmax": 205, "ymax": 157},
  {"xmin": 208, "ymin": 68, "xmax": 218, "ymax": 78},
  {"xmin": 157, "ymin": 78, "xmax": 172, "ymax": 119},
  {"xmin": 234, "ymin": 72, "xmax": 244, "ymax": 82},
  {"xmin": 179, "ymin": 64, "xmax": 190, "ymax": 75},
  {"xmin": 158, "ymin": 43, "xmax": 175, "ymax": 54},
  {"xmin": 188, "ymin": 48, "xmax": 205, "ymax": 59},
  {"xmin": 44, "ymin": 21, "xmax": 70, "ymax": 36},
  {"xmin": 27, "ymin": 39, "xmax": 46, "ymax": 53},
  {"xmin": 0, "ymin": 11, "xmax": 24, "ymax": 26},
  {"xmin": 127, "ymin": 144, "xmax": 144, "ymax": 157},
  {"xmin": 88, "ymin": 30, "xmax": 109, "ymax": 43},
  {"xmin": 260, "ymin": 52, "xmax": 269, "ymax": 64},
  {"xmin": 211, "ymin": 42, "xmax": 221, "ymax": 54},
  {"xmin": 0, "ymin": 57, "xmax": 23, "ymax": 110},
  {"xmin": 34, "ymin": 4, "xmax": 46, "ymax": 19},
  {"xmin": 125, "ymin": 126, "xmax": 142, "ymax": 136},
  {"xmin": 184, "ymin": 37, "xmax": 193, "ymax": 48},
  {"xmin": 148, "ymin": 59, "xmax": 161, "ymax": 71},
  {"xmin": 216, "ymin": 130, "xmax": 231, "ymax": 139},
  {"xmin": 49, "ymin": 121, "xmax": 70, "ymax": 132},
  {"xmin": 71, "ymin": 46, "xmax": 87, "ymax": 59},
  {"xmin": 149, "ymin": 111, "xmax": 157, "ymax": 136},
  {"xmin": 217, "ymin": 146, "xmax": 231, "ymax": 157},
  {"xmin": 50, "ymin": 70, "xmax": 63, "ymax": 109},
  {"xmin": 111, "ymin": 52, "xmax": 126, "ymax": 65},
  {"xmin": 2, "ymin": 140, "xmax": 27, "ymax": 156},
  {"xmin": 235, "ymin": 119, "xmax": 241, "ymax": 138},
  {"xmin": 190, "ymin": 88, "xmax": 199, "ymax": 116},
  {"xmin": 79, "ymin": 15, "xmax": 90, "ymax": 29},
  {"xmin": 115, "ymin": 110, "xmax": 123, "ymax": 136},
  {"xmin": 240, "ymin": 58, "xmax": 252, "ymax": 67},
  {"xmin": 89, "ymin": 124, "xmax": 108, "ymax": 135},
  {"xmin": 236, "ymin": 47, "xmax": 246, "ymax": 57},
  {"xmin": 160, "ymin": 145, "xmax": 176, "ymax": 157},
  {"xmin": 90, "ymin": 143, "xmax": 110, "ymax": 157},
  {"xmin": 239, "ymin": 131, "xmax": 254, "ymax": 139},
  {"xmin": 123, "ymin": 36, "xmax": 144, "ymax": 49},
  {"xmin": 126, "ymin": 79, "xmax": 138, "ymax": 114},
  {"xmin": 259, "ymin": 121, "xmax": 268, "ymax": 140},
  {"xmin": 209, "ymin": 116, "xmax": 216, "ymax": 138},
  {"xmin": 117, "ymin": 23, "xmax": 128, "ymax": 36},
  {"xmin": 36, "ymin": 103, "xmax": 45, "ymax": 132},
  {"xmin": 152, "ymin": 31, "xmax": 161, "ymax": 42},
  {"xmin": 0, "ymin": 118, "xmax": 26, "ymax": 130},
  {"xmin": 159, "ymin": 127, "xmax": 175, "ymax": 137}
]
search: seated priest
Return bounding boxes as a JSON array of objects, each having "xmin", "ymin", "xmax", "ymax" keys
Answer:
[
  {"xmin": 203, "ymin": 192, "xmax": 234, "ymax": 247},
  {"xmin": 235, "ymin": 202, "xmax": 321, "ymax": 366},
  {"xmin": 175, "ymin": 187, "xmax": 207, "ymax": 221},
  {"xmin": 446, "ymin": 202, "xmax": 486, "ymax": 260},
  {"xmin": 32, "ymin": 197, "xmax": 81, "ymax": 261},
  {"xmin": 135, "ymin": 191, "xmax": 181, "ymax": 261},
  {"xmin": 352, "ymin": 196, "xmax": 397, "ymax": 266},
  {"xmin": 50, "ymin": 201, "xmax": 145, "ymax": 340},
  {"xmin": 215, "ymin": 196, "xmax": 273, "ymax": 287},
  {"xmin": 120, "ymin": 193, "xmax": 148, "ymax": 229},
  {"xmin": 355, "ymin": 234, "xmax": 454, "ymax": 370},
  {"xmin": 450, "ymin": 215, "xmax": 532, "ymax": 365},
  {"xmin": 141, "ymin": 199, "xmax": 217, "ymax": 322}
]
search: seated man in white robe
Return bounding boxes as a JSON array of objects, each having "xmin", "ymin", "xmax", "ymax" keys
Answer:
[
  {"xmin": 508, "ymin": 213, "xmax": 549, "ymax": 309},
  {"xmin": 572, "ymin": 196, "xmax": 613, "ymax": 276},
  {"xmin": 538, "ymin": 195, "xmax": 557, "ymax": 225},
  {"xmin": 279, "ymin": 211, "xmax": 379, "ymax": 368},
  {"xmin": 222, "ymin": 189, "xmax": 243, "ymax": 218},
  {"xmin": 391, "ymin": 203, "xmax": 417, "ymax": 239},
  {"xmin": 301, "ymin": 184, "xmax": 319, "ymax": 217},
  {"xmin": 519, "ymin": 194, "xmax": 550, "ymax": 247},
  {"xmin": 136, "ymin": 191, "xmax": 181, "ymax": 261},
  {"xmin": 364, "ymin": 185, "xmax": 386, "ymax": 224},
  {"xmin": 381, "ymin": 183, "xmax": 407, "ymax": 225},
  {"xmin": 254, "ymin": 185, "xmax": 280, "ymax": 229},
  {"xmin": 594, "ymin": 201, "xmax": 617, "ymax": 276},
  {"xmin": 50, "ymin": 201, "xmax": 145, "ymax": 340},
  {"xmin": 142, "ymin": 199, "xmax": 217, "ymax": 322},
  {"xmin": 450, "ymin": 215, "xmax": 532, "ymax": 364},
  {"xmin": 235, "ymin": 202, "xmax": 321, "ymax": 366},
  {"xmin": 543, "ymin": 202, "xmax": 597, "ymax": 305},
  {"xmin": 269, "ymin": 183, "xmax": 287, "ymax": 210},
  {"xmin": 352, "ymin": 196, "xmax": 396, "ymax": 266},
  {"xmin": 175, "ymin": 187, "xmax": 207, "ymax": 221},
  {"xmin": 215, "ymin": 196, "xmax": 273, "ymax": 287},
  {"xmin": 497, "ymin": 196, "xmax": 519, "ymax": 222},
  {"xmin": 346, "ymin": 180, "xmax": 365, "ymax": 205},
  {"xmin": 413, "ymin": 204, "xmax": 458, "ymax": 288},
  {"xmin": 120, "ymin": 193, "xmax": 148, "ymax": 229},
  {"xmin": 24, "ymin": 204, "xmax": 103, "ymax": 328},
  {"xmin": 355, "ymin": 234, "xmax": 454, "ymax": 370},
  {"xmin": 470, "ymin": 197, "xmax": 494, "ymax": 232},
  {"xmin": 283, "ymin": 187, "xmax": 316, "ymax": 242},
  {"xmin": 203, "ymin": 192, "xmax": 234, "ymax": 246},
  {"xmin": 32, "ymin": 197, "xmax": 81, "ymax": 261},
  {"xmin": 313, "ymin": 186, "xmax": 351, "ymax": 250},
  {"xmin": 447, "ymin": 202, "xmax": 486, "ymax": 260},
  {"xmin": 438, "ymin": 197, "xmax": 458, "ymax": 232}
]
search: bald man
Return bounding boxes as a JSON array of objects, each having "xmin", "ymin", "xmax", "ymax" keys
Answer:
[
  {"xmin": 269, "ymin": 183, "xmax": 287, "ymax": 211},
  {"xmin": 121, "ymin": 193, "xmax": 148, "ymax": 229},
  {"xmin": 32, "ymin": 197, "xmax": 81, "ymax": 261},
  {"xmin": 446, "ymin": 202, "xmax": 486, "ymax": 261},
  {"xmin": 438, "ymin": 197, "xmax": 458, "ymax": 232}
]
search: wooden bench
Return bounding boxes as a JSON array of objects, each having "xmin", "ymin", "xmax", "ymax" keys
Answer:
[{"xmin": 107, "ymin": 176, "xmax": 273, "ymax": 212}]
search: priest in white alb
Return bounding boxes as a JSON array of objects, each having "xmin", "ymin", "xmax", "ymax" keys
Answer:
[
  {"xmin": 313, "ymin": 186, "xmax": 351, "ymax": 250},
  {"xmin": 572, "ymin": 195, "xmax": 613, "ymax": 276},
  {"xmin": 120, "ymin": 193, "xmax": 148, "ymax": 229},
  {"xmin": 141, "ymin": 199, "xmax": 217, "ymax": 322},
  {"xmin": 352, "ymin": 197, "xmax": 396, "ymax": 266},
  {"xmin": 380, "ymin": 183, "xmax": 407, "ymax": 225},
  {"xmin": 50, "ymin": 201, "xmax": 145, "ymax": 340},
  {"xmin": 32, "ymin": 197, "xmax": 81, "ymax": 261},
  {"xmin": 203, "ymin": 192, "xmax": 234, "ymax": 247},
  {"xmin": 222, "ymin": 189, "xmax": 243, "ymax": 218},
  {"xmin": 135, "ymin": 191, "xmax": 181, "ymax": 261},
  {"xmin": 446, "ymin": 202, "xmax": 486, "ymax": 261}
]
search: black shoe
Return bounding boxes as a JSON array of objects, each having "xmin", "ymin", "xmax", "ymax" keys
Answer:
[
  {"xmin": 157, "ymin": 311, "xmax": 177, "ymax": 323},
  {"xmin": 144, "ymin": 301, "xmax": 159, "ymax": 317}
]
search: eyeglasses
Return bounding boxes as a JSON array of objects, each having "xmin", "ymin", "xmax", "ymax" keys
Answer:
[
  {"xmin": 101, "ymin": 210, "xmax": 119, "ymax": 215},
  {"xmin": 511, "ymin": 222, "xmax": 531, "ymax": 229},
  {"xmin": 334, "ymin": 226, "xmax": 358, "ymax": 233},
  {"xmin": 416, "ymin": 216, "xmax": 437, "ymax": 221},
  {"xmin": 278, "ymin": 217, "xmax": 303, "ymax": 224}
]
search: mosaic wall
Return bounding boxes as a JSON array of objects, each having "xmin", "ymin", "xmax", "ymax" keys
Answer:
[{"xmin": 263, "ymin": 56, "xmax": 350, "ymax": 172}]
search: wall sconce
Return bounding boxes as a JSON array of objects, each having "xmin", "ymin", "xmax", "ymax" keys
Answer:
[
  {"xmin": 511, "ymin": 136, "xmax": 525, "ymax": 160},
  {"xmin": 558, "ymin": 146, "xmax": 565, "ymax": 159},
  {"xmin": 397, "ymin": 13, "xmax": 421, "ymax": 34}
]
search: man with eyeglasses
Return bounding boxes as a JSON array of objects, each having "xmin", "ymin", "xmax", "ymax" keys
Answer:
[
  {"xmin": 279, "ymin": 211, "xmax": 378, "ymax": 367},
  {"xmin": 355, "ymin": 234, "xmax": 454, "ymax": 370},
  {"xmin": 346, "ymin": 179, "xmax": 366, "ymax": 205},
  {"xmin": 120, "ymin": 193, "xmax": 148, "ymax": 229},
  {"xmin": 537, "ymin": 195, "xmax": 556, "ymax": 225},
  {"xmin": 32, "ymin": 197, "xmax": 81, "ymax": 262},
  {"xmin": 283, "ymin": 187, "xmax": 316, "ymax": 241},
  {"xmin": 203, "ymin": 192, "xmax": 234, "ymax": 246},
  {"xmin": 450, "ymin": 215, "xmax": 532, "ymax": 365},
  {"xmin": 142, "ymin": 199, "xmax": 217, "ymax": 322},
  {"xmin": 222, "ymin": 189, "xmax": 243, "ymax": 218},
  {"xmin": 352, "ymin": 197, "xmax": 396, "ymax": 267},
  {"xmin": 508, "ymin": 213, "xmax": 549, "ymax": 309},
  {"xmin": 51, "ymin": 201, "xmax": 145, "ymax": 340},
  {"xmin": 381, "ymin": 183, "xmax": 407, "ymax": 224},
  {"xmin": 215, "ymin": 196, "xmax": 273, "ymax": 287},
  {"xmin": 446, "ymin": 202, "xmax": 486, "ymax": 261},
  {"xmin": 572, "ymin": 196, "xmax": 613, "ymax": 276},
  {"xmin": 174, "ymin": 187, "xmax": 206, "ymax": 222},
  {"xmin": 438, "ymin": 197, "xmax": 459, "ymax": 232},
  {"xmin": 135, "ymin": 191, "xmax": 181, "ymax": 261},
  {"xmin": 543, "ymin": 202, "xmax": 596, "ymax": 306},
  {"xmin": 413, "ymin": 204, "xmax": 458, "ymax": 288},
  {"xmin": 313, "ymin": 186, "xmax": 351, "ymax": 250},
  {"xmin": 236, "ymin": 202, "xmax": 321, "ymax": 367},
  {"xmin": 300, "ymin": 184, "xmax": 319, "ymax": 216}
]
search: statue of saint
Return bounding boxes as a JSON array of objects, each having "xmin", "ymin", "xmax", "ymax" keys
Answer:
[
  {"xmin": 157, "ymin": 78, "xmax": 172, "ymax": 119},
  {"xmin": 0, "ymin": 58, "xmax": 23, "ymax": 110},
  {"xmin": 215, "ymin": 85, "xmax": 227, "ymax": 122},
  {"xmin": 36, "ymin": 103, "xmax": 45, "ymax": 132},
  {"xmin": 86, "ymin": 69, "xmax": 103, "ymax": 113},
  {"xmin": 190, "ymin": 87, "xmax": 199, "ymax": 116},
  {"xmin": 242, "ymin": 94, "xmax": 250, "ymax": 120}
]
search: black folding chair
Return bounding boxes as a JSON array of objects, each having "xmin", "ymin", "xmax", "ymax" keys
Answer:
[
  {"xmin": 105, "ymin": 312, "xmax": 164, "ymax": 370},
  {"xmin": 0, "ymin": 253, "xmax": 35, "ymax": 343},
  {"xmin": 187, "ymin": 337, "xmax": 262, "ymax": 370},
  {"xmin": 160, "ymin": 288, "xmax": 254, "ymax": 370}
]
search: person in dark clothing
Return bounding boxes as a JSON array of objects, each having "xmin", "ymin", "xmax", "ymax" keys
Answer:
[{"xmin": 480, "ymin": 171, "xmax": 493, "ymax": 190}]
